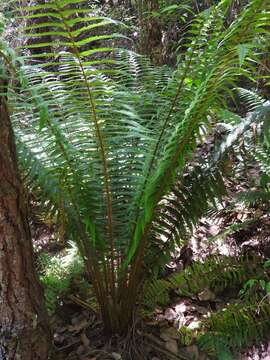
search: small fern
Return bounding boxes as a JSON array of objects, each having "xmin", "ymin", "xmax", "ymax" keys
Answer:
[
  {"xmin": 143, "ymin": 255, "xmax": 264, "ymax": 310},
  {"xmin": 198, "ymin": 298, "xmax": 270, "ymax": 359},
  {"xmin": 143, "ymin": 278, "xmax": 172, "ymax": 308},
  {"xmin": 178, "ymin": 326, "xmax": 196, "ymax": 347},
  {"xmin": 169, "ymin": 255, "xmax": 263, "ymax": 297}
]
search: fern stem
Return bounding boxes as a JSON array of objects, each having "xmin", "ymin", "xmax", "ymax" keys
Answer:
[{"xmin": 57, "ymin": 7, "xmax": 117, "ymax": 308}]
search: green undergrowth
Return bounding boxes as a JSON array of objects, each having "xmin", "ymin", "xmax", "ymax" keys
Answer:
[
  {"xmin": 37, "ymin": 242, "xmax": 87, "ymax": 314},
  {"xmin": 143, "ymin": 254, "xmax": 264, "ymax": 308},
  {"xmin": 178, "ymin": 294, "xmax": 270, "ymax": 359},
  {"xmin": 145, "ymin": 255, "xmax": 270, "ymax": 359},
  {"xmin": 198, "ymin": 290, "xmax": 270, "ymax": 359}
]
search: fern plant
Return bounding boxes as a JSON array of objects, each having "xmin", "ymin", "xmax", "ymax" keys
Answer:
[
  {"xmin": 198, "ymin": 296, "xmax": 270, "ymax": 359},
  {"xmin": 8, "ymin": 0, "xmax": 270, "ymax": 334},
  {"xmin": 217, "ymin": 87, "xmax": 270, "ymax": 207},
  {"xmin": 143, "ymin": 254, "xmax": 270, "ymax": 358},
  {"xmin": 143, "ymin": 254, "xmax": 264, "ymax": 309}
]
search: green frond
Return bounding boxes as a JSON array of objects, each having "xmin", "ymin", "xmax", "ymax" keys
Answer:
[
  {"xmin": 149, "ymin": 166, "xmax": 226, "ymax": 261},
  {"xmin": 238, "ymin": 87, "xmax": 267, "ymax": 111},
  {"xmin": 208, "ymin": 219, "xmax": 259, "ymax": 243},
  {"xmin": 143, "ymin": 279, "xmax": 171, "ymax": 308},
  {"xmin": 170, "ymin": 255, "xmax": 263, "ymax": 297},
  {"xmin": 254, "ymin": 144, "xmax": 270, "ymax": 176},
  {"xmin": 214, "ymin": 103, "xmax": 270, "ymax": 163},
  {"xmin": 127, "ymin": 0, "xmax": 270, "ymax": 264},
  {"xmin": 198, "ymin": 298, "xmax": 270, "ymax": 358},
  {"xmin": 143, "ymin": 255, "xmax": 264, "ymax": 310},
  {"xmin": 237, "ymin": 190, "xmax": 270, "ymax": 205}
]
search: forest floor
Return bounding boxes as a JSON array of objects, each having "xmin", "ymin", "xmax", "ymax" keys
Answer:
[{"xmin": 31, "ymin": 135, "xmax": 270, "ymax": 360}]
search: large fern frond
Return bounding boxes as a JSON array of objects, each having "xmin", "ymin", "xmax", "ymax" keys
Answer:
[{"xmin": 127, "ymin": 0, "xmax": 270, "ymax": 267}]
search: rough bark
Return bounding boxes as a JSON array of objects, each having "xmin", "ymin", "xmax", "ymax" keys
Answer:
[{"xmin": 0, "ymin": 80, "xmax": 51, "ymax": 359}]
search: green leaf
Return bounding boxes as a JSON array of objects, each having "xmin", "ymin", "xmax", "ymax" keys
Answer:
[
  {"xmin": 237, "ymin": 44, "xmax": 251, "ymax": 67},
  {"xmin": 160, "ymin": 5, "xmax": 179, "ymax": 14},
  {"xmin": 39, "ymin": 104, "xmax": 48, "ymax": 130},
  {"xmin": 218, "ymin": 350, "xmax": 234, "ymax": 360},
  {"xmin": 260, "ymin": 279, "xmax": 266, "ymax": 290},
  {"xmin": 265, "ymin": 282, "xmax": 270, "ymax": 294},
  {"xmin": 260, "ymin": 173, "xmax": 269, "ymax": 188}
]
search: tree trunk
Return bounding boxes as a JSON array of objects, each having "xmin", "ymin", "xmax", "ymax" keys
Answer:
[
  {"xmin": 0, "ymin": 80, "xmax": 51, "ymax": 359},
  {"xmin": 138, "ymin": 0, "xmax": 163, "ymax": 65}
]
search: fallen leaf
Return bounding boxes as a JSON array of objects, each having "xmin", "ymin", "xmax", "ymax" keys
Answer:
[
  {"xmin": 164, "ymin": 308, "xmax": 177, "ymax": 321},
  {"xmin": 111, "ymin": 352, "xmax": 122, "ymax": 360},
  {"xmin": 165, "ymin": 339, "xmax": 178, "ymax": 355},
  {"xmin": 80, "ymin": 332, "xmax": 90, "ymax": 347},
  {"xmin": 208, "ymin": 225, "xmax": 219, "ymax": 236},
  {"xmin": 160, "ymin": 327, "xmax": 179, "ymax": 341},
  {"xmin": 175, "ymin": 302, "xmax": 187, "ymax": 314}
]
